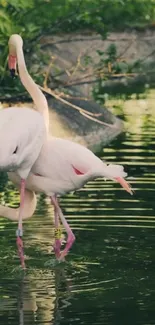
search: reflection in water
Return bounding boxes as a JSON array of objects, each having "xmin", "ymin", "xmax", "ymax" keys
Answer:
[
  {"xmin": 17, "ymin": 268, "xmax": 72, "ymax": 325},
  {"xmin": 0, "ymin": 95, "xmax": 155, "ymax": 324}
]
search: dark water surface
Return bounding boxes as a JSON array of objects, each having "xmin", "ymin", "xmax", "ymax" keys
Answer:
[{"xmin": 0, "ymin": 97, "xmax": 155, "ymax": 325}]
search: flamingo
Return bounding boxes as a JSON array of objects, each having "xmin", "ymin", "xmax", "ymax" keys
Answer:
[
  {"xmin": 0, "ymin": 35, "xmax": 48, "ymax": 269},
  {"xmin": 4, "ymin": 34, "xmax": 133, "ymax": 267}
]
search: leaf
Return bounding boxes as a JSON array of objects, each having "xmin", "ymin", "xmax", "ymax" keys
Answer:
[
  {"xmin": 0, "ymin": 9, "xmax": 10, "ymax": 22},
  {"xmin": 96, "ymin": 49, "xmax": 104, "ymax": 56},
  {"xmin": 6, "ymin": 0, "xmax": 34, "ymax": 9}
]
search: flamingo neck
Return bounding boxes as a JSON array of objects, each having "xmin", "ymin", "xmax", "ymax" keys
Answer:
[
  {"xmin": 16, "ymin": 46, "xmax": 49, "ymax": 132},
  {"xmin": 0, "ymin": 204, "xmax": 18, "ymax": 221},
  {"xmin": 0, "ymin": 190, "xmax": 37, "ymax": 221}
]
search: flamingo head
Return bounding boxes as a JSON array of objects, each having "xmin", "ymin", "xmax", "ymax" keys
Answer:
[{"xmin": 8, "ymin": 34, "xmax": 23, "ymax": 78}]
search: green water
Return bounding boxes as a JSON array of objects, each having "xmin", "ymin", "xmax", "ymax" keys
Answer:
[{"xmin": 0, "ymin": 96, "xmax": 155, "ymax": 325}]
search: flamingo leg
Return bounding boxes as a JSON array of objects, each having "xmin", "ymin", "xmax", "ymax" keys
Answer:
[
  {"xmin": 51, "ymin": 195, "xmax": 62, "ymax": 258},
  {"xmin": 51, "ymin": 195, "xmax": 75, "ymax": 260},
  {"xmin": 16, "ymin": 179, "xmax": 26, "ymax": 269}
]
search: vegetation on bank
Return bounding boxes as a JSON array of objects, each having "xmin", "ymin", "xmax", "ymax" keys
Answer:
[{"xmin": 0, "ymin": 0, "xmax": 155, "ymax": 101}]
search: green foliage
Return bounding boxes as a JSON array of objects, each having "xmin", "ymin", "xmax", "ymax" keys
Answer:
[{"xmin": 0, "ymin": 0, "xmax": 155, "ymax": 97}]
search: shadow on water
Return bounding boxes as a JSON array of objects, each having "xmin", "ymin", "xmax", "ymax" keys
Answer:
[{"xmin": 0, "ymin": 93, "xmax": 155, "ymax": 324}]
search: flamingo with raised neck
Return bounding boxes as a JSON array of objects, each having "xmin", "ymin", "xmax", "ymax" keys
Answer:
[{"xmin": 0, "ymin": 35, "xmax": 47, "ymax": 269}]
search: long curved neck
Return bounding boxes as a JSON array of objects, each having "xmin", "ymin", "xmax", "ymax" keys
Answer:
[
  {"xmin": 16, "ymin": 45, "xmax": 49, "ymax": 132},
  {"xmin": 0, "ymin": 190, "xmax": 37, "ymax": 221},
  {"xmin": 0, "ymin": 204, "xmax": 18, "ymax": 221}
]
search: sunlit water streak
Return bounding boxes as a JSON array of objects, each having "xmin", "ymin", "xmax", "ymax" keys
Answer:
[{"xmin": 0, "ymin": 96, "xmax": 155, "ymax": 324}]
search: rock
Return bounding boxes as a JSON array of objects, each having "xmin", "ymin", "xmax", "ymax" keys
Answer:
[
  {"xmin": 39, "ymin": 32, "xmax": 136, "ymax": 150},
  {"xmin": 40, "ymin": 30, "xmax": 155, "ymax": 98},
  {"xmin": 48, "ymin": 93, "xmax": 123, "ymax": 151}
]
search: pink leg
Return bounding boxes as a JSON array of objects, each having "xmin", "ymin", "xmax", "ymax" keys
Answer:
[
  {"xmin": 51, "ymin": 196, "xmax": 75, "ymax": 260},
  {"xmin": 16, "ymin": 179, "xmax": 26, "ymax": 269},
  {"xmin": 51, "ymin": 195, "xmax": 62, "ymax": 258}
]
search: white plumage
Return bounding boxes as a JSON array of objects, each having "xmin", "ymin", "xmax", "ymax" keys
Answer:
[
  {"xmin": 9, "ymin": 136, "xmax": 129, "ymax": 196},
  {"xmin": 0, "ymin": 107, "xmax": 46, "ymax": 178}
]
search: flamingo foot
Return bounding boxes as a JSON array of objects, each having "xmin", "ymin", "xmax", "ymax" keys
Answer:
[
  {"xmin": 59, "ymin": 233, "xmax": 75, "ymax": 260},
  {"xmin": 16, "ymin": 236, "xmax": 26, "ymax": 269}
]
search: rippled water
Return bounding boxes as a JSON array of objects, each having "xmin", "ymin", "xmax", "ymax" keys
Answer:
[{"xmin": 0, "ymin": 95, "xmax": 155, "ymax": 325}]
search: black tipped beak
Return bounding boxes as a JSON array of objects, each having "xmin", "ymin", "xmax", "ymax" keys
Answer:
[{"xmin": 10, "ymin": 69, "xmax": 16, "ymax": 78}]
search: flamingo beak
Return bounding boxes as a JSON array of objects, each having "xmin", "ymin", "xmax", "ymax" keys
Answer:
[
  {"xmin": 8, "ymin": 55, "xmax": 17, "ymax": 78},
  {"xmin": 115, "ymin": 177, "xmax": 133, "ymax": 195}
]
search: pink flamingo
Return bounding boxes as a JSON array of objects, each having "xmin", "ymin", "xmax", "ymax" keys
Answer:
[{"xmin": 0, "ymin": 37, "xmax": 47, "ymax": 269}]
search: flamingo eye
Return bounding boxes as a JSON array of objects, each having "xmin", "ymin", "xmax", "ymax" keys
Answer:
[{"xmin": 13, "ymin": 146, "xmax": 18, "ymax": 154}]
